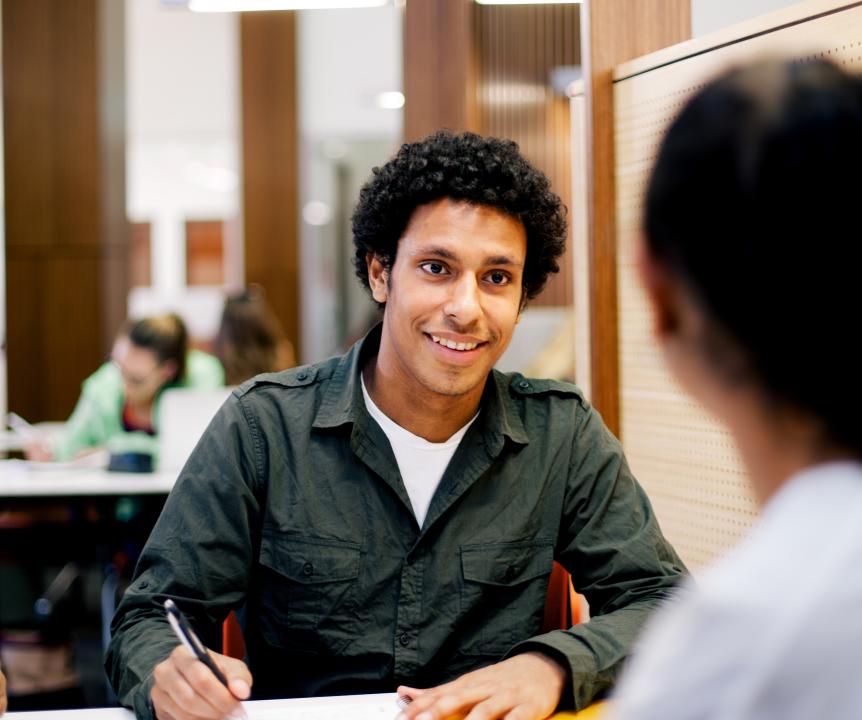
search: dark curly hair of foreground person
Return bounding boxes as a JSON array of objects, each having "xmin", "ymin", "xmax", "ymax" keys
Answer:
[{"xmin": 352, "ymin": 130, "xmax": 568, "ymax": 303}]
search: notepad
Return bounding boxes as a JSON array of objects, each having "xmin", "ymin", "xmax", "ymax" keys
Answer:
[{"xmin": 243, "ymin": 693, "xmax": 399, "ymax": 720}]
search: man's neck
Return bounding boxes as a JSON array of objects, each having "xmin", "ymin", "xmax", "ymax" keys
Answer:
[{"xmin": 361, "ymin": 357, "xmax": 484, "ymax": 443}]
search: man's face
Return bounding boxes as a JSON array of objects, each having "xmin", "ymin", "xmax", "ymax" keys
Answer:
[{"xmin": 368, "ymin": 197, "xmax": 526, "ymax": 400}]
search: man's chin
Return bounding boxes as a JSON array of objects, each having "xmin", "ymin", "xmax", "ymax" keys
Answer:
[{"xmin": 421, "ymin": 371, "xmax": 489, "ymax": 398}]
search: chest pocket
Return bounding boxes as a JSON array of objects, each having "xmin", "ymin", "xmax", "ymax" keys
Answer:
[
  {"xmin": 460, "ymin": 541, "xmax": 553, "ymax": 657},
  {"xmin": 258, "ymin": 532, "xmax": 361, "ymax": 653}
]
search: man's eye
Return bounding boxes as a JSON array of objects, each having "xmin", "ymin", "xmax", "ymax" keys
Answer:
[
  {"xmin": 488, "ymin": 271, "xmax": 509, "ymax": 285},
  {"xmin": 421, "ymin": 262, "xmax": 447, "ymax": 275}
]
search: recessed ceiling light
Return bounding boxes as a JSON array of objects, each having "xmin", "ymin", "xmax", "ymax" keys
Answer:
[{"xmin": 376, "ymin": 91, "xmax": 405, "ymax": 110}]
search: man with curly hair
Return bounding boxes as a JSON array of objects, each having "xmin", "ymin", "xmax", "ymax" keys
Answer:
[{"xmin": 107, "ymin": 131, "xmax": 685, "ymax": 720}]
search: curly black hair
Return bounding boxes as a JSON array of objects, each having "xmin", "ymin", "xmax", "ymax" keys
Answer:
[{"xmin": 352, "ymin": 130, "xmax": 567, "ymax": 303}]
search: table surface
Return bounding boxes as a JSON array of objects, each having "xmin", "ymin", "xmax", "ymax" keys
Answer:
[
  {"xmin": 0, "ymin": 460, "xmax": 176, "ymax": 497},
  {"xmin": 3, "ymin": 693, "xmax": 608, "ymax": 719}
]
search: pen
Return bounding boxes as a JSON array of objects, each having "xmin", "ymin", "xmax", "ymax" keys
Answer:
[{"xmin": 164, "ymin": 598, "xmax": 230, "ymax": 687}]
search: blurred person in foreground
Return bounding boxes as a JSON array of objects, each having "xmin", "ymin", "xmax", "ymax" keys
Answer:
[
  {"xmin": 213, "ymin": 287, "xmax": 295, "ymax": 385},
  {"xmin": 610, "ymin": 58, "xmax": 862, "ymax": 720},
  {"xmin": 27, "ymin": 313, "xmax": 224, "ymax": 463},
  {"xmin": 107, "ymin": 131, "xmax": 685, "ymax": 720}
]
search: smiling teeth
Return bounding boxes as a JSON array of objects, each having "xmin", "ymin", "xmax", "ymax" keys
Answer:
[{"xmin": 431, "ymin": 335, "xmax": 479, "ymax": 351}]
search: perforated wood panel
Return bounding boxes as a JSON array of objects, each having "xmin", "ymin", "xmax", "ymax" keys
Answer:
[{"xmin": 613, "ymin": 1, "xmax": 862, "ymax": 569}]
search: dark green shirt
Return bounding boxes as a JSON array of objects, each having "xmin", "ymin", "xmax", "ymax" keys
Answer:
[{"xmin": 106, "ymin": 326, "xmax": 685, "ymax": 718}]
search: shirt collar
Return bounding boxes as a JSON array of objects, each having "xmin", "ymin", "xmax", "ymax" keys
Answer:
[{"xmin": 312, "ymin": 322, "xmax": 530, "ymax": 447}]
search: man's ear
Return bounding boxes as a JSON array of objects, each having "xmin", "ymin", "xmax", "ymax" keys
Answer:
[
  {"xmin": 367, "ymin": 253, "xmax": 389, "ymax": 304},
  {"xmin": 637, "ymin": 235, "xmax": 679, "ymax": 341}
]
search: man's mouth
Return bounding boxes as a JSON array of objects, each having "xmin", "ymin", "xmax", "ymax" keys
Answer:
[{"xmin": 429, "ymin": 334, "xmax": 482, "ymax": 352}]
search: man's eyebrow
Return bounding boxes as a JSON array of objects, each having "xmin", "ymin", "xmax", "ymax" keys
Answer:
[
  {"xmin": 485, "ymin": 255, "xmax": 523, "ymax": 268},
  {"xmin": 413, "ymin": 245, "xmax": 523, "ymax": 267},
  {"xmin": 413, "ymin": 244, "xmax": 458, "ymax": 260}
]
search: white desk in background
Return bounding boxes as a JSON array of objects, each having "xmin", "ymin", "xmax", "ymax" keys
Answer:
[
  {"xmin": 4, "ymin": 691, "xmax": 401, "ymax": 720},
  {"xmin": 0, "ymin": 461, "xmax": 176, "ymax": 498},
  {"xmin": 0, "ymin": 461, "xmax": 178, "ymax": 658}
]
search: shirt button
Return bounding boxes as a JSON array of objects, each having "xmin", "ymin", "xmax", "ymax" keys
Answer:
[
  {"xmin": 138, "ymin": 580, "xmax": 149, "ymax": 589},
  {"xmin": 399, "ymin": 633, "xmax": 410, "ymax": 647},
  {"xmin": 519, "ymin": 381, "xmax": 530, "ymax": 390},
  {"xmin": 297, "ymin": 371, "xmax": 308, "ymax": 381},
  {"xmin": 504, "ymin": 565, "xmax": 516, "ymax": 580},
  {"xmin": 302, "ymin": 562, "xmax": 314, "ymax": 576}
]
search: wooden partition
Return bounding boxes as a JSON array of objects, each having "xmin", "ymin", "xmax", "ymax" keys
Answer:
[
  {"xmin": 240, "ymin": 11, "xmax": 301, "ymax": 360},
  {"xmin": 610, "ymin": 0, "xmax": 862, "ymax": 569},
  {"xmin": 3, "ymin": 0, "xmax": 127, "ymax": 422}
]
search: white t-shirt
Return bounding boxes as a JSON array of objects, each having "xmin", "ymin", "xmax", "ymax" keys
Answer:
[
  {"xmin": 609, "ymin": 461, "xmax": 862, "ymax": 720},
  {"xmin": 361, "ymin": 375, "xmax": 478, "ymax": 528}
]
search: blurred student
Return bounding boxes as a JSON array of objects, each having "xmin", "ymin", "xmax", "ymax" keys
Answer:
[
  {"xmin": 27, "ymin": 313, "xmax": 224, "ymax": 462},
  {"xmin": 610, "ymin": 58, "xmax": 862, "ymax": 719},
  {"xmin": 213, "ymin": 287, "xmax": 295, "ymax": 385}
]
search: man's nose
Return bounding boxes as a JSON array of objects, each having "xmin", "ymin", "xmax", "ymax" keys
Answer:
[{"xmin": 443, "ymin": 274, "xmax": 482, "ymax": 324}]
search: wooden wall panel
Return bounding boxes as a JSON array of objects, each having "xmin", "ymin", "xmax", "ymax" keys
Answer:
[
  {"xmin": 240, "ymin": 11, "xmax": 300, "ymax": 360},
  {"xmin": 3, "ymin": 0, "xmax": 126, "ymax": 421},
  {"xmin": 130, "ymin": 222, "xmax": 152, "ymax": 288},
  {"xmin": 475, "ymin": 3, "xmax": 579, "ymax": 308},
  {"xmin": 403, "ymin": 0, "xmax": 478, "ymax": 141},
  {"xmin": 612, "ymin": 0, "xmax": 862, "ymax": 568},
  {"xmin": 579, "ymin": 0, "xmax": 690, "ymax": 436},
  {"xmin": 186, "ymin": 220, "xmax": 225, "ymax": 286}
]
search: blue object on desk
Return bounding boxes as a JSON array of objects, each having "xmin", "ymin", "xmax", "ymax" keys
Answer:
[{"xmin": 107, "ymin": 452, "xmax": 153, "ymax": 473}]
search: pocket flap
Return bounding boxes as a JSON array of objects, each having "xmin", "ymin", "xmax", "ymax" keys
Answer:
[
  {"xmin": 461, "ymin": 542, "xmax": 553, "ymax": 586},
  {"xmin": 260, "ymin": 532, "xmax": 361, "ymax": 584}
]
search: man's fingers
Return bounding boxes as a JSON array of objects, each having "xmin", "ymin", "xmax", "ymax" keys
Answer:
[
  {"xmin": 152, "ymin": 681, "xmax": 205, "ymax": 720},
  {"xmin": 397, "ymin": 684, "xmax": 427, "ymax": 704},
  {"xmin": 409, "ymin": 683, "xmax": 492, "ymax": 720},
  {"xmin": 173, "ymin": 648, "xmax": 247, "ymax": 718},
  {"xmin": 463, "ymin": 693, "xmax": 517, "ymax": 720},
  {"xmin": 215, "ymin": 652, "xmax": 253, "ymax": 697},
  {"xmin": 502, "ymin": 706, "xmax": 532, "ymax": 720},
  {"xmin": 152, "ymin": 647, "xmax": 249, "ymax": 720}
]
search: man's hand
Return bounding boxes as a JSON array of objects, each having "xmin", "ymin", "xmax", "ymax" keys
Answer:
[
  {"xmin": 0, "ymin": 666, "xmax": 7, "ymax": 716},
  {"xmin": 151, "ymin": 645, "xmax": 252, "ymax": 720},
  {"xmin": 397, "ymin": 652, "xmax": 568, "ymax": 720}
]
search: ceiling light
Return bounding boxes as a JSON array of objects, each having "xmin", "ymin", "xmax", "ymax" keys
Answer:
[
  {"xmin": 376, "ymin": 91, "xmax": 405, "ymax": 110},
  {"xmin": 190, "ymin": 0, "xmax": 388, "ymax": 11}
]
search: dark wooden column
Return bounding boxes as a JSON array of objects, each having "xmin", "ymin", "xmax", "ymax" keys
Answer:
[
  {"xmin": 240, "ymin": 11, "xmax": 301, "ymax": 360},
  {"xmin": 3, "ymin": 0, "xmax": 127, "ymax": 422},
  {"xmin": 580, "ymin": 0, "xmax": 690, "ymax": 436},
  {"xmin": 403, "ymin": 0, "xmax": 478, "ymax": 141},
  {"xmin": 474, "ymin": 3, "xmax": 580, "ymax": 307}
]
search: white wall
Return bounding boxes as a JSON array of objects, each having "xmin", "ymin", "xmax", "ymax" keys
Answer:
[
  {"xmin": 298, "ymin": 6, "xmax": 402, "ymax": 141},
  {"xmin": 297, "ymin": 6, "xmax": 403, "ymax": 362},
  {"xmin": 125, "ymin": 0, "xmax": 241, "ymax": 303},
  {"xmin": 691, "ymin": 0, "xmax": 803, "ymax": 36},
  {"xmin": 124, "ymin": 2, "xmax": 403, "ymax": 358}
]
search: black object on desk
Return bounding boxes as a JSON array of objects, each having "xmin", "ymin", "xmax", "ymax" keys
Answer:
[{"xmin": 107, "ymin": 452, "xmax": 153, "ymax": 473}]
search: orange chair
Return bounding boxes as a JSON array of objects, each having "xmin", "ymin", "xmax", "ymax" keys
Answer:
[
  {"xmin": 222, "ymin": 611, "xmax": 246, "ymax": 659},
  {"xmin": 222, "ymin": 561, "xmax": 581, "ymax": 658},
  {"xmin": 542, "ymin": 561, "xmax": 581, "ymax": 632}
]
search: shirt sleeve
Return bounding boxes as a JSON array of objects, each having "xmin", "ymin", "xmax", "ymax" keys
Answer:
[
  {"xmin": 53, "ymin": 364, "xmax": 119, "ymax": 461},
  {"xmin": 104, "ymin": 391, "xmax": 261, "ymax": 719},
  {"xmin": 507, "ymin": 404, "xmax": 688, "ymax": 711}
]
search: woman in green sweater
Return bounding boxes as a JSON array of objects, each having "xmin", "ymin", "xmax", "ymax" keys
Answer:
[{"xmin": 28, "ymin": 313, "xmax": 223, "ymax": 464}]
